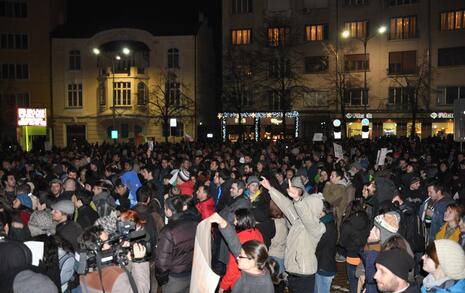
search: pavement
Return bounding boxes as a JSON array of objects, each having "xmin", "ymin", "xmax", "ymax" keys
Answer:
[{"xmin": 331, "ymin": 262, "xmax": 350, "ymax": 293}]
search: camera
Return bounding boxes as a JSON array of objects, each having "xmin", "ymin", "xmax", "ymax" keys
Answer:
[{"xmin": 76, "ymin": 220, "xmax": 151, "ymax": 275}]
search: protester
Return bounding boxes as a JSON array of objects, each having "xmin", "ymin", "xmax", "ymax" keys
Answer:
[{"xmin": 435, "ymin": 203, "xmax": 464, "ymax": 242}]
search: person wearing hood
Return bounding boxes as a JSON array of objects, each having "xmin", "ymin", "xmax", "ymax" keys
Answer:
[
  {"xmin": 421, "ymin": 239, "xmax": 465, "ymax": 292},
  {"xmin": 374, "ymin": 249, "xmax": 420, "ymax": 293},
  {"xmin": 261, "ymin": 176, "xmax": 326, "ymax": 293},
  {"xmin": 92, "ymin": 179, "xmax": 116, "ymax": 217}
]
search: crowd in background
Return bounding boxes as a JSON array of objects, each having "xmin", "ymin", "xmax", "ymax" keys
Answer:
[{"xmin": 0, "ymin": 136, "xmax": 465, "ymax": 293}]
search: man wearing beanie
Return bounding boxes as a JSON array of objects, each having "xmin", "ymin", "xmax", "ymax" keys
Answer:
[
  {"xmin": 52, "ymin": 200, "xmax": 82, "ymax": 251},
  {"xmin": 374, "ymin": 249, "xmax": 420, "ymax": 293}
]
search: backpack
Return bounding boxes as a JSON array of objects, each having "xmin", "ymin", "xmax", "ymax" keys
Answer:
[{"xmin": 398, "ymin": 206, "xmax": 427, "ymax": 253}]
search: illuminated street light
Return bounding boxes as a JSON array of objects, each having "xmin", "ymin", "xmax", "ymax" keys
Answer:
[
  {"xmin": 115, "ymin": 55, "xmax": 121, "ymax": 60},
  {"xmin": 92, "ymin": 48, "xmax": 100, "ymax": 55},
  {"xmin": 341, "ymin": 30, "xmax": 350, "ymax": 39},
  {"xmin": 378, "ymin": 26, "xmax": 387, "ymax": 34},
  {"xmin": 122, "ymin": 47, "xmax": 130, "ymax": 55}
]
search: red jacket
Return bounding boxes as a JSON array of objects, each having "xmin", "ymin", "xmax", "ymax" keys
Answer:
[
  {"xmin": 178, "ymin": 180, "xmax": 194, "ymax": 196},
  {"xmin": 196, "ymin": 197, "xmax": 215, "ymax": 220},
  {"xmin": 219, "ymin": 228, "xmax": 264, "ymax": 290}
]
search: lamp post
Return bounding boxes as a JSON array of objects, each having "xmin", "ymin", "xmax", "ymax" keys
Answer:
[
  {"xmin": 341, "ymin": 25, "xmax": 386, "ymax": 116},
  {"xmin": 93, "ymin": 47, "xmax": 131, "ymax": 140}
]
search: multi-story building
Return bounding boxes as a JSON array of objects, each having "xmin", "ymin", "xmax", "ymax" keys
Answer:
[
  {"xmin": 51, "ymin": 15, "xmax": 215, "ymax": 147},
  {"xmin": 221, "ymin": 0, "xmax": 465, "ymax": 140},
  {"xmin": 0, "ymin": 0, "xmax": 66, "ymax": 149}
]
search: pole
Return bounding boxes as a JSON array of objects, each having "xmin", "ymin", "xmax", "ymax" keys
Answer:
[
  {"xmin": 363, "ymin": 38, "xmax": 368, "ymax": 116},
  {"xmin": 112, "ymin": 63, "xmax": 116, "ymax": 138}
]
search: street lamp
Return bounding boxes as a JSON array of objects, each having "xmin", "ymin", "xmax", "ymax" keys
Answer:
[
  {"xmin": 341, "ymin": 25, "xmax": 386, "ymax": 116},
  {"xmin": 92, "ymin": 47, "xmax": 131, "ymax": 140}
]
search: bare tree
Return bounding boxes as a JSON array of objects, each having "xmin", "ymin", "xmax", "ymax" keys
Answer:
[
  {"xmin": 322, "ymin": 43, "xmax": 362, "ymax": 138},
  {"xmin": 147, "ymin": 71, "xmax": 195, "ymax": 143},
  {"xmin": 253, "ymin": 13, "xmax": 313, "ymax": 139},
  {"xmin": 388, "ymin": 53, "xmax": 433, "ymax": 138}
]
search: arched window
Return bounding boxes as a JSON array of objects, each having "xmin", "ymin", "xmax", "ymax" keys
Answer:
[
  {"xmin": 137, "ymin": 82, "xmax": 148, "ymax": 105},
  {"xmin": 167, "ymin": 48, "xmax": 179, "ymax": 68}
]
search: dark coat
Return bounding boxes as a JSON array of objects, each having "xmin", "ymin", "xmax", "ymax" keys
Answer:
[
  {"xmin": 340, "ymin": 212, "xmax": 371, "ymax": 257},
  {"xmin": 55, "ymin": 220, "xmax": 83, "ymax": 252},
  {"xmin": 155, "ymin": 213, "xmax": 198, "ymax": 286},
  {"xmin": 316, "ymin": 214, "xmax": 337, "ymax": 274},
  {"xmin": 75, "ymin": 205, "xmax": 99, "ymax": 230}
]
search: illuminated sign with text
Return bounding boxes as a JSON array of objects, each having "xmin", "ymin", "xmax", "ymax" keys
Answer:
[{"xmin": 17, "ymin": 108, "xmax": 47, "ymax": 127}]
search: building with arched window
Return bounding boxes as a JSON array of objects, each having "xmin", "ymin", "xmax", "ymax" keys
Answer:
[{"xmin": 51, "ymin": 16, "xmax": 216, "ymax": 146}]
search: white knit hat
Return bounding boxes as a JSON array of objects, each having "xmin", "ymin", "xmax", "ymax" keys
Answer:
[{"xmin": 434, "ymin": 239, "xmax": 465, "ymax": 280}]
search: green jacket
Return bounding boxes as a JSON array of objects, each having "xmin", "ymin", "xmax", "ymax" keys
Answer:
[{"xmin": 269, "ymin": 187, "xmax": 325, "ymax": 275}]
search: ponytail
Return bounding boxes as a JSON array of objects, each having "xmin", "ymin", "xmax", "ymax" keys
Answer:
[{"xmin": 265, "ymin": 257, "xmax": 283, "ymax": 285}]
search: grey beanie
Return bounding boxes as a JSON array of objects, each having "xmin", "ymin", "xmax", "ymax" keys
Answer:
[
  {"xmin": 51, "ymin": 200, "xmax": 74, "ymax": 216},
  {"xmin": 28, "ymin": 210, "xmax": 57, "ymax": 237},
  {"xmin": 13, "ymin": 270, "xmax": 58, "ymax": 293}
]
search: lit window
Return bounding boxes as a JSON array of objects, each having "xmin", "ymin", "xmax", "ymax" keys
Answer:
[
  {"xmin": 305, "ymin": 24, "xmax": 327, "ymax": 41},
  {"xmin": 231, "ymin": 29, "xmax": 251, "ymax": 45},
  {"xmin": 440, "ymin": 10, "xmax": 465, "ymax": 31},
  {"xmin": 165, "ymin": 80, "xmax": 180, "ymax": 106},
  {"xmin": 344, "ymin": 21, "xmax": 367, "ymax": 38},
  {"xmin": 113, "ymin": 82, "xmax": 131, "ymax": 106},
  {"xmin": 267, "ymin": 27, "xmax": 289, "ymax": 47},
  {"xmin": 389, "ymin": 16, "xmax": 417, "ymax": 39}
]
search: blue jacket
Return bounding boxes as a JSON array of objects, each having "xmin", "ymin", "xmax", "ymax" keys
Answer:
[
  {"xmin": 419, "ymin": 196, "xmax": 454, "ymax": 241},
  {"xmin": 421, "ymin": 279, "xmax": 465, "ymax": 293}
]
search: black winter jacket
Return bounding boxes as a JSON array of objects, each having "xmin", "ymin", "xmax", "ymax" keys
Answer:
[
  {"xmin": 316, "ymin": 214, "xmax": 337, "ymax": 274},
  {"xmin": 155, "ymin": 213, "xmax": 199, "ymax": 285},
  {"xmin": 340, "ymin": 212, "xmax": 371, "ymax": 258}
]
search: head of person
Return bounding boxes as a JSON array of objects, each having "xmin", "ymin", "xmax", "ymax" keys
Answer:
[
  {"xmin": 444, "ymin": 203, "xmax": 464, "ymax": 227},
  {"xmin": 78, "ymin": 225, "xmax": 112, "ymax": 252},
  {"xmin": 236, "ymin": 240, "xmax": 280, "ymax": 283},
  {"xmin": 72, "ymin": 189, "xmax": 93, "ymax": 208},
  {"xmin": 2, "ymin": 171, "xmax": 16, "ymax": 189},
  {"xmin": 285, "ymin": 168, "xmax": 295, "ymax": 180},
  {"xmin": 196, "ymin": 185, "xmax": 209, "ymax": 202},
  {"xmin": 93, "ymin": 180, "xmax": 111, "ymax": 196},
  {"xmin": 28, "ymin": 210, "xmax": 57, "ymax": 237},
  {"xmin": 0, "ymin": 241, "xmax": 32, "ymax": 275},
  {"xmin": 140, "ymin": 165, "xmax": 155, "ymax": 181},
  {"xmin": 409, "ymin": 177, "xmax": 421, "ymax": 191},
  {"xmin": 374, "ymin": 249, "xmax": 415, "ymax": 292},
  {"xmin": 51, "ymin": 200, "xmax": 74, "ymax": 223},
  {"xmin": 218, "ymin": 169, "xmax": 231, "ymax": 185},
  {"xmin": 164, "ymin": 195, "xmax": 185, "ymax": 219},
  {"xmin": 439, "ymin": 161, "xmax": 449, "ymax": 173},
  {"xmin": 318, "ymin": 168, "xmax": 329, "ymax": 183},
  {"xmin": 136, "ymin": 185, "xmax": 155, "ymax": 205},
  {"xmin": 230, "ymin": 179, "xmax": 246, "ymax": 198},
  {"xmin": 234, "ymin": 209, "xmax": 256, "ymax": 232},
  {"xmin": 329, "ymin": 169, "xmax": 344, "ymax": 184},
  {"xmin": 371, "ymin": 211, "xmax": 401, "ymax": 245},
  {"xmin": 422, "ymin": 240, "xmax": 465, "ymax": 280},
  {"xmin": 114, "ymin": 179, "xmax": 128, "ymax": 196},
  {"xmin": 427, "ymin": 182, "xmax": 445, "ymax": 201},
  {"xmin": 176, "ymin": 168, "xmax": 190, "ymax": 184},
  {"xmin": 274, "ymin": 171, "xmax": 284, "ymax": 183},
  {"xmin": 49, "ymin": 179, "xmax": 62, "ymax": 197},
  {"xmin": 247, "ymin": 176, "xmax": 260, "ymax": 194},
  {"xmin": 63, "ymin": 178, "xmax": 76, "ymax": 192},
  {"xmin": 381, "ymin": 234, "xmax": 413, "ymax": 257},
  {"xmin": 362, "ymin": 178, "xmax": 376, "ymax": 198},
  {"xmin": 67, "ymin": 166, "xmax": 78, "ymax": 180},
  {"xmin": 120, "ymin": 210, "xmax": 145, "ymax": 229}
]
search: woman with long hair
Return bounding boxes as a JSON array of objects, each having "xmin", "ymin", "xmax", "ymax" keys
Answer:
[
  {"xmin": 435, "ymin": 203, "xmax": 464, "ymax": 242},
  {"xmin": 209, "ymin": 212, "xmax": 280, "ymax": 293}
]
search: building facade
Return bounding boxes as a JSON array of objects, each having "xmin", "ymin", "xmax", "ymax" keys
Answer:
[
  {"xmin": 0, "ymin": 0, "xmax": 66, "ymax": 149},
  {"xmin": 222, "ymin": 0, "xmax": 465, "ymax": 140},
  {"xmin": 51, "ymin": 18, "xmax": 215, "ymax": 147}
]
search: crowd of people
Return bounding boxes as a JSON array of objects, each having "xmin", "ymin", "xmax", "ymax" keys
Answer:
[{"xmin": 0, "ymin": 136, "xmax": 465, "ymax": 293}]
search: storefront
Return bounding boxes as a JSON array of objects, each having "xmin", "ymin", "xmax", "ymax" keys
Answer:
[
  {"xmin": 430, "ymin": 112, "xmax": 454, "ymax": 137},
  {"xmin": 218, "ymin": 111, "xmax": 299, "ymax": 141},
  {"xmin": 17, "ymin": 108, "xmax": 47, "ymax": 151}
]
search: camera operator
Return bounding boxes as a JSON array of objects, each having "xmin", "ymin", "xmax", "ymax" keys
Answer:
[{"xmin": 78, "ymin": 225, "xmax": 150, "ymax": 293}]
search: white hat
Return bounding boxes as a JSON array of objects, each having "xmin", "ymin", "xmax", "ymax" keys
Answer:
[{"xmin": 434, "ymin": 239, "xmax": 465, "ymax": 280}]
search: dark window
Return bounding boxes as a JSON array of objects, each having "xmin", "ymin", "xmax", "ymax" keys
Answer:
[
  {"xmin": 438, "ymin": 47, "xmax": 465, "ymax": 66},
  {"xmin": 121, "ymin": 124, "xmax": 129, "ymax": 138},
  {"xmin": 437, "ymin": 86, "xmax": 465, "ymax": 105},
  {"xmin": 343, "ymin": 0, "xmax": 368, "ymax": 6},
  {"xmin": 0, "ymin": 63, "xmax": 28, "ymax": 79},
  {"xmin": 440, "ymin": 10, "xmax": 465, "ymax": 31},
  {"xmin": 388, "ymin": 87, "xmax": 412, "ymax": 105},
  {"xmin": 167, "ymin": 48, "xmax": 179, "ymax": 68},
  {"xmin": 67, "ymin": 83, "xmax": 83, "ymax": 107},
  {"xmin": 344, "ymin": 54, "xmax": 369, "ymax": 72},
  {"xmin": 269, "ymin": 58, "xmax": 291, "ymax": 78},
  {"xmin": 305, "ymin": 24, "xmax": 328, "ymax": 41},
  {"xmin": 0, "ymin": 0, "xmax": 27, "ymax": 17},
  {"xmin": 98, "ymin": 81, "xmax": 106, "ymax": 106},
  {"xmin": 269, "ymin": 90, "xmax": 282, "ymax": 110},
  {"xmin": 232, "ymin": 0, "xmax": 252, "ymax": 14},
  {"xmin": 69, "ymin": 50, "xmax": 81, "ymax": 70},
  {"xmin": 388, "ymin": 0, "xmax": 417, "ymax": 6},
  {"xmin": 304, "ymin": 56, "xmax": 328, "ymax": 73},
  {"xmin": 389, "ymin": 16, "xmax": 417, "ymax": 39},
  {"xmin": 344, "ymin": 88, "xmax": 368, "ymax": 106},
  {"xmin": 165, "ymin": 80, "xmax": 180, "ymax": 105},
  {"xmin": 134, "ymin": 125, "xmax": 143, "ymax": 135},
  {"xmin": 388, "ymin": 51, "xmax": 416, "ymax": 75},
  {"xmin": 0, "ymin": 33, "xmax": 27, "ymax": 49},
  {"xmin": 137, "ymin": 82, "xmax": 147, "ymax": 105}
]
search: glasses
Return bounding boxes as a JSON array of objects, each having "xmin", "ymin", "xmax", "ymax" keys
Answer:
[{"xmin": 236, "ymin": 255, "xmax": 251, "ymax": 260}]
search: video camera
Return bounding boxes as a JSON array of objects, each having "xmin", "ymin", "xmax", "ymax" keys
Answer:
[{"xmin": 76, "ymin": 220, "xmax": 151, "ymax": 275}]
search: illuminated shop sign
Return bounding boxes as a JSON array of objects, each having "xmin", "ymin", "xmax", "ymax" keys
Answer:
[
  {"xmin": 430, "ymin": 112, "xmax": 454, "ymax": 119},
  {"xmin": 17, "ymin": 108, "xmax": 47, "ymax": 126},
  {"xmin": 346, "ymin": 113, "xmax": 372, "ymax": 119}
]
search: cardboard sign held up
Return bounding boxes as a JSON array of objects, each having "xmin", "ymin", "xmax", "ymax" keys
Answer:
[
  {"xmin": 333, "ymin": 143, "xmax": 344, "ymax": 159},
  {"xmin": 313, "ymin": 133, "xmax": 323, "ymax": 142}
]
